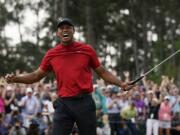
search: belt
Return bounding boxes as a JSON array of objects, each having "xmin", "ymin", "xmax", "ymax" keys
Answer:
[{"xmin": 59, "ymin": 92, "xmax": 91, "ymax": 100}]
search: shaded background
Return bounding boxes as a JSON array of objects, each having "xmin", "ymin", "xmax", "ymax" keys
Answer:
[{"xmin": 0, "ymin": 0, "xmax": 180, "ymax": 85}]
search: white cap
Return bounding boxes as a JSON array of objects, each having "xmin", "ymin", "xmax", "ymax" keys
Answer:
[
  {"xmin": 43, "ymin": 100, "xmax": 49, "ymax": 105},
  {"xmin": 107, "ymin": 85, "xmax": 112, "ymax": 89},
  {"xmin": 26, "ymin": 87, "xmax": 33, "ymax": 93},
  {"xmin": 164, "ymin": 96, "xmax": 170, "ymax": 100},
  {"xmin": 93, "ymin": 84, "xmax": 98, "ymax": 89},
  {"xmin": 147, "ymin": 90, "xmax": 153, "ymax": 94},
  {"xmin": 6, "ymin": 86, "xmax": 13, "ymax": 91}
]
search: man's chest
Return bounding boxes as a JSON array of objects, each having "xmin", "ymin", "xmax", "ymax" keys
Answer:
[{"xmin": 50, "ymin": 53, "xmax": 90, "ymax": 71}]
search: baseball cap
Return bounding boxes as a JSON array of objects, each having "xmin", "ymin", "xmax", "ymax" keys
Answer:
[
  {"xmin": 6, "ymin": 86, "xmax": 13, "ymax": 91},
  {"xmin": 26, "ymin": 87, "xmax": 33, "ymax": 93},
  {"xmin": 164, "ymin": 96, "xmax": 170, "ymax": 100},
  {"xmin": 133, "ymin": 91, "xmax": 139, "ymax": 96},
  {"xmin": 30, "ymin": 119, "xmax": 39, "ymax": 126},
  {"xmin": 57, "ymin": 18, "xmax": 74, "ymax": 28},
  {"xmin": 147, "ymin": 90, "xmax": 153, "ymax": 94}
]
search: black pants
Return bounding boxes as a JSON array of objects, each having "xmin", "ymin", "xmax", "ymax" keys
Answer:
[{"xmin": 52, "ymin": 94, "xmax": 96, "ymax": 135}]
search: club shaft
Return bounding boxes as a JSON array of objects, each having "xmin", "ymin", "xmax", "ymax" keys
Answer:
[
  {"xmin": 130, "ymin": 76, "xmax": 144, "ymax": 85},
  {"xmin": 144, "ymin": 49, "xmax": 180, "ymax": 76},
  {"xmin": 130, "ymin": 49, "xmax": 180, "ymax": 86}
]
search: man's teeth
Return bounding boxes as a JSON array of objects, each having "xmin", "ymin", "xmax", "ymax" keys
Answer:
[{"xmin": 63, "ymin": 34, "xmax": 68, "ymax": 37}]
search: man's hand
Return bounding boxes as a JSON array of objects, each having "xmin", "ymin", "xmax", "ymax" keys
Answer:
[
  {"xmin": 121, "ymin": 82, "xmax": 136, "ymax": 91},
  {"xmin": 5, "ymin": 74, "xmax": 16, "ymax": 83}
]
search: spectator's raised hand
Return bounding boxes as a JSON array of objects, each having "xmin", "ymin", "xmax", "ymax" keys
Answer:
[{"xmin": 123, "ymin": 71, "xmax": 130, "ymax": 82}]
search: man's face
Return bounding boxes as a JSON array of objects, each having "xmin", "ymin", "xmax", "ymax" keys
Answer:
[
  {"xmin": 27, "ymin": 92, "xmax": 32, "ymax": 98},
  {"xmin": 57, "ymin": 24, "xmax": 74, "ymax": 45}
]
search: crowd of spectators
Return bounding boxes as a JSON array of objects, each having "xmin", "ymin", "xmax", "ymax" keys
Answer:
[
  {"xmin": 0, "ymin": 71, "xmax": 179, "ymax": 135},
  {"xmin": 0, "ymin": 74, "xmax": 57, "ymax": 135},
  {"xmin": 93, "ymin": 72, "xmax": 180, "ymax": 135}
]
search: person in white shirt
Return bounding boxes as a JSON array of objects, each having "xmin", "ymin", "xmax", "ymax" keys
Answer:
[
  {"xmin": 19, "ymin": 87, "xmax": 39, "ymax": 128},
  {"xmin": 106, "ymin": 89, "xmax": 121, "ymax": 135}
]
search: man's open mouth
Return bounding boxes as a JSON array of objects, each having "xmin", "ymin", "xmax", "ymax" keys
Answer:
[{"xmin": 63, "ymin": 33, "xmax": 69, "ymax": 38}]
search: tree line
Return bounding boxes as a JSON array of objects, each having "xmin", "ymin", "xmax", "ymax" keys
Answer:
[{"xmin": 0, "ymin": 0, "xmax": 180, "ymax": 84}]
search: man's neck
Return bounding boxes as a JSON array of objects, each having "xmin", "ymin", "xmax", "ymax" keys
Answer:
[{"xmin": 61, "ymin": 40, "xmax": 73, "ymax": 46}]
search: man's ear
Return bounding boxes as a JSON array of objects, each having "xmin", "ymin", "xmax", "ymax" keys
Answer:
[
  {"xmin": 72, "ymin": 27, "xmax": 75, "ymax": 34},
  {"xmin": 56, "ymin": 31, "xmax": 59, "ymax": 37}
]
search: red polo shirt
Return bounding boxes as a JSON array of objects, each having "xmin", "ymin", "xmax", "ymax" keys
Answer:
[{"xmin": 40, "ymin": 41, "xmax": 101, "ymax": 97}]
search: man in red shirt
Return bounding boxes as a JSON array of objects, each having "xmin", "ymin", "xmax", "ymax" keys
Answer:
[{"xmin": 5, "ymin": 18, "xmax": 133, "ymax": 135}]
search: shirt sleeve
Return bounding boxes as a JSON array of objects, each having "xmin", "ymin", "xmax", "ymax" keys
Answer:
[
  {"xmin": 39, "ymin": 51, "xmax": 53, "ymax": 72},
  {"xmin": 88, "ymin": 46, "xmax": 101, "ymax": 69}
]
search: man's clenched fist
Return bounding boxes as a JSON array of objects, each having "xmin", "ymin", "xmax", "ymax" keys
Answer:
[{"xmin": 5, "ymin": 74, "xmax": 16, "ymax": 83}]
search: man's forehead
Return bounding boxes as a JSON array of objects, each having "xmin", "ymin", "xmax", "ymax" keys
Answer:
[{"xmin": 58, "ymin": 24, "xmax": 73, "ymax": 28}]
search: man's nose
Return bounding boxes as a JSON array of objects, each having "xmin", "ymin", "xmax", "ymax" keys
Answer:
[{"xmin": 62, "ymin": 29, "xmax": 68, "ymax": 32}]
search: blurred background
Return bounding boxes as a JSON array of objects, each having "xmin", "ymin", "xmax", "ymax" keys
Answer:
[
  {"xmin": 0, "ymin": 1, "xmax": 180, "ymax": 135},
  {"xmin": 0, "ymin": 0, "xmax": 180, "ymax": 84}
]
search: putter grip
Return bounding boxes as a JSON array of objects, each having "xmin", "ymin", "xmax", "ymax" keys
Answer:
[{"xmin": 130, "ymin": 76, "xmax": 144, "ymax": 85}]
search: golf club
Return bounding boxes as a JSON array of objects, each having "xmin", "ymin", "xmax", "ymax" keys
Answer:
[{"xmin": 130, "ymin": 49, "xmax": 180, "ymax": 86}]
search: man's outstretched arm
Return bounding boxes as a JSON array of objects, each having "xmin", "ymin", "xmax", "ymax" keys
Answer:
[
  {"xmin": 5, "ymin": 68, "xmax": 48, "ymax": 84},
  {"xmin": 95, "ymin": 65, "xmax": 127, "ymax": 89}
]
